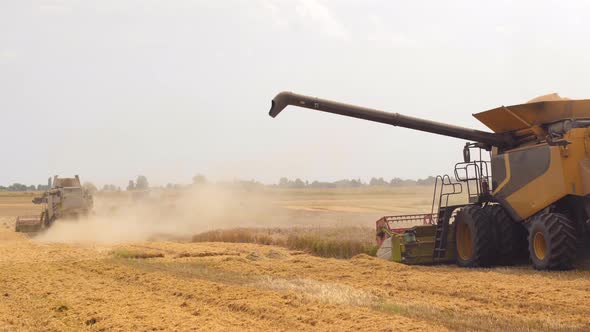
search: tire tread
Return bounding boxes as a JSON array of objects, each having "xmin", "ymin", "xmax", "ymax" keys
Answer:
[
  {"xmin": 455, "ymin": 205, "xmax": 495, "ymax": 267},
  {"xmin": 529, "ymin": 213, "xmax": 577, "ymax": 270}
]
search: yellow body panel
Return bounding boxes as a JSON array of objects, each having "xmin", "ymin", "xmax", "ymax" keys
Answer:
[
  {"xmin": 502, "ymin": 146, "xmax": 566, "ymax": 219},
  {"xmin": 494, "ymin": 128, "xmax": 590, "ymax": 220}
]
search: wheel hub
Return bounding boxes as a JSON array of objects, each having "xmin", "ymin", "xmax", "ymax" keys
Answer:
[
  {"xmin": 533, "ymin": 231, "xmax": 547, "ymax": 260},
  {"xmin": 456, "ymin": 222, "xmax": 473, "ymax": 260}
]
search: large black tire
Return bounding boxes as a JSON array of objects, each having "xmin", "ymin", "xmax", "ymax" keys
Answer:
[
  {"xmin": 485, "ymin": 205, "xmax": 527, "ymax": 265},
  {"xmin": 454, "ymin": 205, "xmax": 495, "ymax": 267},
  {"xmin": 528, "ymin": 213, "xmax": 577, "ymax": 270}
]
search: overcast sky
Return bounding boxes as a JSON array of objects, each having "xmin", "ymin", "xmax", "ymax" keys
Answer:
[{"xmin": 2, "ymin": 0, "xmax": 590, "ymax": 187}]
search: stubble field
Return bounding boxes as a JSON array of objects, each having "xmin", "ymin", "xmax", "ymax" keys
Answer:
[{"xmin": 0, "ymin": 187, "xmax": 589, "ymax": 331}]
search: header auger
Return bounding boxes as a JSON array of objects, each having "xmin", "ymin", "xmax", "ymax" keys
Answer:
[{"xmin": 269, "ymin": 91, "xmax": 590, "ymax": 270}]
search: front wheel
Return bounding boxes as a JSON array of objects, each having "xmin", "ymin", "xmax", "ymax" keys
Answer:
[
  {"xmin": 454, "ymin": 205, "xmax": 495, "ymax": 267},
  {"xmin": 528, "ymin": 213, "xmax": 577, "ymax": 270}
]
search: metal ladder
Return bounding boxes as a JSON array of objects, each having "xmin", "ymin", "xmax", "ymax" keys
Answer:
[{"xmin": 431, "ymin": 175, "xmax": 462, "ymax": 259}]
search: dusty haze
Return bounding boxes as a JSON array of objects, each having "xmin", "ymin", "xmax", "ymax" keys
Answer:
[
  {"xmin": 32, "ymin": 184, "xmax": 435, "ymax": 244},
  {"xmin": 35, "ymin": 186, "xmax": 280, "ymax": 244}
]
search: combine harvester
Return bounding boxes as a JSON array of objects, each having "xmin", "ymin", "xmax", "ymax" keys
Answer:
[
  {"xmin": 15, "ymin": 175, "xmax": 94, "ymax": 233},
  {"xmin": 269, "ymin": 92, "xmax": 590, "ymax": 270}
]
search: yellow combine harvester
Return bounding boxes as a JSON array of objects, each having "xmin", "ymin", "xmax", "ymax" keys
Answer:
[{"xmin": 269, "ymin": 92, "xmax": 588, "ymax": 270}]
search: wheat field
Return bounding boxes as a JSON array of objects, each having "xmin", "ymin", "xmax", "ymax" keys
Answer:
[{"xmin": 0, "ymin": 187, "xmax": 589, "ymax": 331}]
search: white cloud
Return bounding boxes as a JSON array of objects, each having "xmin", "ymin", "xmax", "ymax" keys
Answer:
[
  {"xmin": 494, "ymin": 25, "xmax": 513, "ymax": 35},
  {"xmin": 294, "ymin": 0, "xmax": 349, "ymax": 40},
  {"xmin": 367, "ymin": 15, "xmax": 417, "ymax": 47},
  {"xmin": 259, "ymin": 0, "xmax": 289, "ymax": 28},
  {"xmin": 37, "ymin": 0, "xmax": 74, "ymax": 15},
  {"xmin": 258, "ymin": 0, "xmax": 348, "ymax": 40},
  {"xmin": 0, "ymin": 50, "xmax": 17, "ymax": 63}
]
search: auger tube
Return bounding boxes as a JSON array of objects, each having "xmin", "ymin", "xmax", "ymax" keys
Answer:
[{"xmin": 269, "ymin": 91, "xmax": 514, "ymax": 147}]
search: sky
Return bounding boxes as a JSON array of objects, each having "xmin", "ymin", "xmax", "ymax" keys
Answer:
[{"xmin": 2, "ymin": 0, "xmax": 590, "ymax": 187}]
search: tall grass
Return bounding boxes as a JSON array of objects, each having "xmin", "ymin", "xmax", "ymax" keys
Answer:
[{"xmin": 192, "ymin": 227, "xmax": 378, "ymax": 259}]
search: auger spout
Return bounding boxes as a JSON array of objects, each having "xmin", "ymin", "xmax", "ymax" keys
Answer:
[{"xmin": 269, "ymin": 91, "xmax": 514, "ymax": 148}]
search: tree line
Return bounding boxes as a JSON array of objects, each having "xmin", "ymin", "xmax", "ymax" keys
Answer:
[
  {"xmin": 0, "ymin": 183, "xmax": 50, "ymax": 191},
  {"xmin": 276, "ymin": 176, "xmax": 437, "ymax": 188},
  {"xmin": 0, "ymin": 174, "xmax": 436, "ymax": 192}
]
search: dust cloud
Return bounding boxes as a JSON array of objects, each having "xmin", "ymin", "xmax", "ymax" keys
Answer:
[{"xmin": 35, "ymin": 185, "xmax": 283, "ymax": 244}]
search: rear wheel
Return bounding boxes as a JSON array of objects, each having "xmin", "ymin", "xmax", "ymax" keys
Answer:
[
  {"xmin": 454, "ymin": 205, "xmax": 495, "ymax": 267},
  {"xmin": 485, "ymin": 205, "xmax": 527, "ymax": 265},
  {"xmin": 528, "ymin": 213, "xmax": 577, "ymax": 270}
]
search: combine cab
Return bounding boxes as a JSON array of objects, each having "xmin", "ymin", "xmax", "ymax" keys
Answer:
[{"xmin": 15, "ymin": 175, "xmax": 94, "ymax": 233}]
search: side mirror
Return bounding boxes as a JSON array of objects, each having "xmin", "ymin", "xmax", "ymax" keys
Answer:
[{"xmin": 463, "ymin": 144, "xmax": 471, "ymax": 163}]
